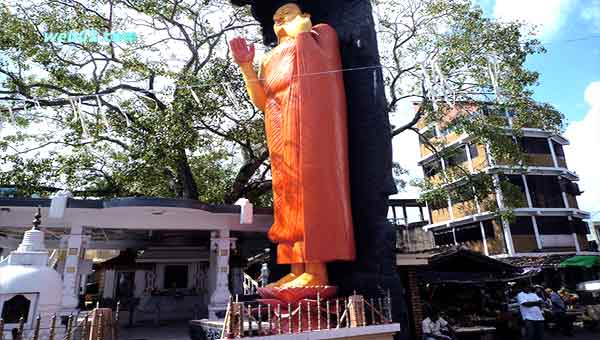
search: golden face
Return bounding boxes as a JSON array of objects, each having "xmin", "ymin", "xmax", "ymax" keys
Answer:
[{"xmin": 273, "ymin": 3, "xmax": 303, "ymax": 39}]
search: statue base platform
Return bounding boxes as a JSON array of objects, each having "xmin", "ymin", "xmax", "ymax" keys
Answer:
[
  {"xmin": 192, "ymin": 319, "xmax": 400, "ymax": 340},
  {"xmin": 255, "ymin": 286, "xmax": 338, "ymax": 333},
  {"xmin": 257, "ymin": 286, "xmax": 338, "ymax": 304}
]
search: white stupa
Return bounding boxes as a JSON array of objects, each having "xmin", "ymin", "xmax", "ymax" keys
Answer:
[{"xmin": 0, "ymin": 208, "xmax": 62, "ymax": 337}]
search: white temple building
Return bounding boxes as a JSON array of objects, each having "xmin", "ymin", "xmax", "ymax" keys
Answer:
[
  {"xmin": 0, "ymin": 196, "xmax": 273, "ymax": 325},
  {"xmin": 0, "ymin": 209, "xmax": 62, "ymax": 339}
]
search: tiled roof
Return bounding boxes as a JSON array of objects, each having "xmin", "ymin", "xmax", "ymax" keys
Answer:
[{"xmin": 499, "ymin": 254, "xmax": 574, "ymax": 268}]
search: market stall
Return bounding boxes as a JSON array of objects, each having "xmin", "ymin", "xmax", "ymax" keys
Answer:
[{"xmin": 408, "ymin": 248, "xmax": 538, "ymax": 340}]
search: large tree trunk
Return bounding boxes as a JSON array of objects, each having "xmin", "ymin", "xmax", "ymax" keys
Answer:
[
  {"xmin": 175, "ymin": 147, "xmax": 199, "ymax": 200},
  {"xmin": 224, "ymin": 150, "xmax": 269, "ymax": 204}
]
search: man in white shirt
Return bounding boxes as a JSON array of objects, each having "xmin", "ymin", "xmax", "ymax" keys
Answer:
[
  {"xmin": 517, "ymin": 284, "xmax": 545, "ymax": 340},
  {"xmin": 422, "ymin": 308, "xmax": 456, "ymax": 340}
]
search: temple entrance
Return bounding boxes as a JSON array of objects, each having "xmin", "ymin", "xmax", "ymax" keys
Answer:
[{"xmin": 1, "ymin": 294, "xmax": 31, "ymax": 323}]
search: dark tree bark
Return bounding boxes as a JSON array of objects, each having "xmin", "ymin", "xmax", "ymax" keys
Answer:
[
  {"xmin": 224, "ymin": 150, "xmax": 269, "ymax": 204},
  {"xmin": 175, "ymin": 147, "xmax": 199, "ymax": 200}
]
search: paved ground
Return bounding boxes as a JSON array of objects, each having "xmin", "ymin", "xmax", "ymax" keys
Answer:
[
  {"xmin": 545, "ymin": 328, "xmax": 599, "ymax": 340},
  {"xmin": 120, "ymin": 321, "xmax": 191, "ymax": 340},
  {"xmin": 118, "ymin": 323, "xmax": 599, "ymax": 340}
]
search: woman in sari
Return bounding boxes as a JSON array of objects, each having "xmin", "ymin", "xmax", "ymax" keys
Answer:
[{"xmin": 230, "ymin": 1, "xmax": 355, "ymax": 288}]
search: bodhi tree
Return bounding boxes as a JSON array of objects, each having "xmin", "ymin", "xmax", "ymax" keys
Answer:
[
  {"xmin": 0, "ymin": 0, "xmax": 274, "ymax": 203},
  {"xmin": 0, "ymin": 0, "xmax": 563, "ymax": 215}
]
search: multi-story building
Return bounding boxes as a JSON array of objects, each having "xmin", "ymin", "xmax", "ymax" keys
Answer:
[{"xmin": 416, "ymin": 103, "xmax": 594, "ymax": 257}]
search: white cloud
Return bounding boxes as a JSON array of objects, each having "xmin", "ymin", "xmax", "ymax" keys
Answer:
[
  {"xmin": 581, "ymin": 0, "xmax": 600, "ymax": 32},
  {"xmin": 564, "ymin": 81, "xmax": 600, "ymax": 218},
  {"xmin": 493, "ymin": 0, "xmax": 574, "ymax": 38}
]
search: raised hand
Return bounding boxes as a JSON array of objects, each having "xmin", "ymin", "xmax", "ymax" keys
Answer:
[{"xmin": 229, "ymin": 37, "xmax": 255, "ymax": 65}]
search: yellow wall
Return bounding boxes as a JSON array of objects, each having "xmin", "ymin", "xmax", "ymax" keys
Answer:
[
  {"xmin": 431, "ymin": 207, "xmax": 452, "ymax": 224},
  {"xmin": 512, "ymin": 235, "xmax": 538, "ymax": 253},
  {"xmin": 488, "ymin": 220, "xmax": 507, "ymax": 255},
  {"xmin": 525, "ymin": 153, "xmax": 555, "ymax": 167},
  {"xmin": 471, "ymin": 144, "xmax": 489, "ymax": 170},
  {"xmin": 451, "ymin": 199, "xmax": 478, "ymax": 219},
  {"xmin": 458, "ymin": 239, "xmax": 486, "ymax": 254}
]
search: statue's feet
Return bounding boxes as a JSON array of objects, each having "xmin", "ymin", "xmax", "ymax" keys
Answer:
[
  {"xmin": 280, "ymin": 272, "xmax": 328, "ymax": 288},
  {"xmin": 266, "ymin": 273, "xmax": 298, "ymax": 288}
]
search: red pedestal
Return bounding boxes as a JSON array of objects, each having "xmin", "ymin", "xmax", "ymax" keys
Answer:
[{"xmin": 255, "ymin": 286, "xmax": 339, "ymax": 334}]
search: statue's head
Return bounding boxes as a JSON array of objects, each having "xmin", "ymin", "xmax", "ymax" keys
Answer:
[
  {"xmin": 230, "ymin": 0, "xmax": 307, "ymax": 46},
  {"xmin": 273, "ymin": 3, "xmax": 311, "ymax": 42}
]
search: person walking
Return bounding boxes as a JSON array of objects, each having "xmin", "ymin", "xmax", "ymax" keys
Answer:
[
  {"xmin": 11, "ymin": 328, "xmax": 22, "ymax": 340},
  {"xmin": 546, "ymin": 288, "xmax": 574, "ymax": 336},
  {"xmin": 517, "ymin": 283, "xmax": 545, "ymax": 340}
]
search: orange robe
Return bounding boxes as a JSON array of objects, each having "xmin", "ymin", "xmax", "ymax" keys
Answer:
[{"xmin": 261, "ymin": 24, "xmax": 355, "ymax": 264}]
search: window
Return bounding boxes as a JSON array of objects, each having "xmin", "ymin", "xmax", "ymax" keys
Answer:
[
  {"xmin": 423, "ymin": 160, "xmax": 442, "ymax": 178},
  {"xmin": 482, "ymin": 106, "xmax": 509, "ymax": 125},
  {"xmin": 433, "ymin": 229, "xmax": 454, "ymax": 246},
  {"xmin": 164, "ymin": 265, "xmax": 189, "ymax": 289},
  {"xmin": 439, "ymin": 124, "xmax": 456, "ymax": 137},
  {"xmin": 500, "ymin": 174, "xmax": 527, "ymax": 206},
  {"xmin": 527, "ymin": 176, "xmax": 565, "ymax": 208},
  {"xmin": 510, "ymin": 217, "xmax": 535, "ymax": 235},
  {"xmin": 468, "ymin": 144, "xmax": 479, "ymax": 159},
  {"xmin": 558, "ymin": 178, "xmax": 582, "ymax": 196},
  {"xmin": 482, "ymin": 220, "xmax": 496, "ymax": 240},
  {"xmin": 536, "ymin": 216, "xmax": 575, "ymax": 235},
  {"xmin": 445, "ymin": 147, "xmax": 468, "ymax": 168},
  {"xmin": 570, "ymin": 219, "xmax": 589, "ymax": 235},
  {"xmin": 553, "ymin": 142, "xmax": 565, "ymax": 157},
  {"xmin": 1, "ymin": 295, "xmax": 31, "ymax": 323},
  {"xmin": 455, "ymin": 224, "xmax": 483, "ymax": 243},
  {"xmin": 428, "ymin": 198, "xmax": 448, "ymax": 210},
  {"xmin": 519, "ymin": 137, "xmax": 550, "ymax": 155},
  {"xmin": 420, "ymin": 127, "xmax": 438, "ymax": 143}
]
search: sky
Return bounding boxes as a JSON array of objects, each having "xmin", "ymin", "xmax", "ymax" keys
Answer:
[{"xmin": 393, "ymin": 0, "xmax": 600, "ymax": 220}]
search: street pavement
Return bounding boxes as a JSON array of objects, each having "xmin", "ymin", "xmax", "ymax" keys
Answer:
[
  {"xmin": 545, "ymin": 328, "xmax": 599, "ymax": 340},
  {"xmin": 118, "ymin": 323, "xmax": 600, "ymax": 340}
]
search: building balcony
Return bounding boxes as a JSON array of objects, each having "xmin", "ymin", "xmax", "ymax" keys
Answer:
[{"xmin": 513, "ymin": 208, "xmax": 590, "ymax": 219}]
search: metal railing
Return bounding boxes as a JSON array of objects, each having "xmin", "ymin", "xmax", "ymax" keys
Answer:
[
  {"xmin": 0, "ymin": 302, "xmax": 120, "ymax": 340},
  {"xmin": 221, "ymin": 291, "xmax": 393, "ymax": 338}
]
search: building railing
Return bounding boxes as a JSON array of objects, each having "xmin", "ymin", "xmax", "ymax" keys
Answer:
[
  {"xmin": 48, "ymin": 250, "xmax": 60, "ymax": 269},
  {"xmin": 243, "ymin": 273, "xmax": 259, "ymax": 296}
]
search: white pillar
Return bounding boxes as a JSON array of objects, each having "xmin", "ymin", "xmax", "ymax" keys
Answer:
[
  {"xmin": 208, "ymin": 230, "xmax": 236, "ymax": 319},
  {"xmin": 559, "ymin": 187, "xmax": 581, "ymax": 252},
  {"xmin": 103, "ymin": 269, "xmax": 116, "ymax": 299},
  {"xmin": 492, "ymin": 174, "xmax": 515, "ymax": 255},
  {"xmin": 479, "ymin": 221, "xmax": 489, "ymax": 256},
  {"xmin": 62, "ymin": 225, "xmax": 84, "ymax": 310},
  {"xmin": 547, "ymin": 138, "xmax": 559, "ymax": 167},
  {"xmin": 522, "ymin": 175, "xmax": 534, "ymax": 208},
  {"xmin": 590, "ymin": 221, "xmax": 600, "ymax": 245},
  {"xmin": 531, "ymin": 216, "xmax": 542, "ymax": 250},
  {"xmin": 134, "ymin": 270, "xmax": 146, "ymax": 298}
]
